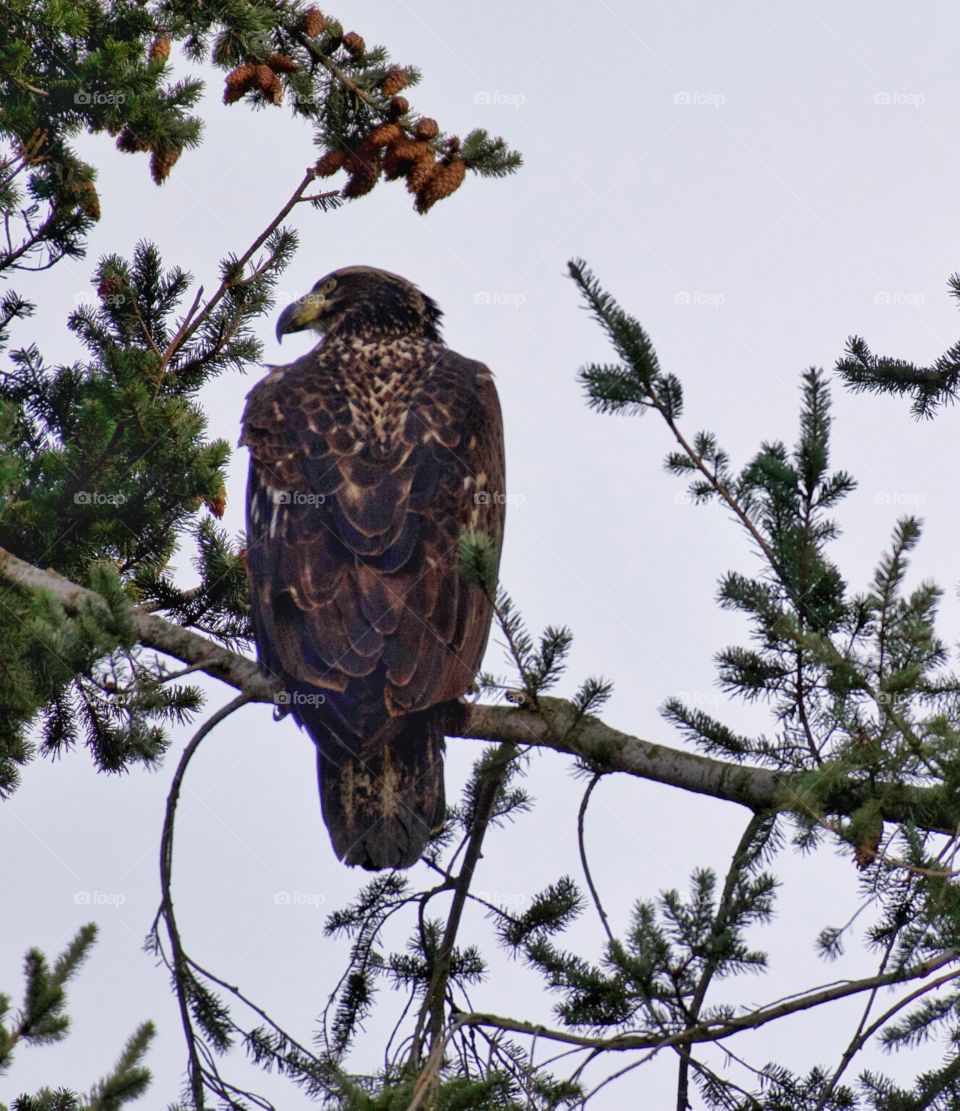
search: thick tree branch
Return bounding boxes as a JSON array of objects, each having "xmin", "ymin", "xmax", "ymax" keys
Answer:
[
  {"xmin": 2, "ymin": 546, "xmax": 957, "ymax": 835},
  {"xmin": 0, "ymin": 546, "xmax": 275, "ymax": 699}
]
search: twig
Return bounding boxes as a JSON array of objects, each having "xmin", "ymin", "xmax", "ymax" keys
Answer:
[
  {"xmin": 675, "ymin": 812, "xmax": 769, "ymax": 1110},
  {"xmin": 409, "ymin": 743, "xmax": 518, "ymax": 1083},
  {"xmin": 160, "ymin": 167, "xmax": 317, "ymax": 368},
  {"xmin": 454, "ymin": 946, "xmax": 958, "ymax": 1055},
  {"xmin": 156, "ymin": 692, "xmax": 253, "ymax": 1108},
  {"xmin": 577, "ymin": 773, "xmax": 613, "ymax": 944}
]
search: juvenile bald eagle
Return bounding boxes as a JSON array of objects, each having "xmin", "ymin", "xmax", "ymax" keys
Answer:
[{"xmin": 241, "ymin": 266, "xmax": 505, "ymax": 870}]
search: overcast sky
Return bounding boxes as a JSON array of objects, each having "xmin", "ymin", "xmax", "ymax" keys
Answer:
[{"xmin": 6, "ymin": 1, "xmax": 960, "ymax": 1106}]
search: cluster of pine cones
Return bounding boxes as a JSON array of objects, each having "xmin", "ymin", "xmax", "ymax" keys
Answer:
[
  {"xmin": 112, "ymin": 34, "xmax": 180, "ymax": 184},
  {"xmin": 217, "ymin": 6, "xmax": 467, "ymax": 214},
  {"xmin": 222, "ymin": 53, "xmax": 298, "ymax": 107},
  {"xmin": 314, "ymin": 92, "xmax": 467, "ymax": 214}
]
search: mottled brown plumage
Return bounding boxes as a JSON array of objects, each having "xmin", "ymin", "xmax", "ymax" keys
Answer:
[{"xmin": 240, "ymin": 266, "xmax": 505, "ymax": 869}]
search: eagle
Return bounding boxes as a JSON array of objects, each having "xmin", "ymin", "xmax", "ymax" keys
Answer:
[{"xmin": 240, "ymin": 266, "xmax": 505, "ymax": 870}]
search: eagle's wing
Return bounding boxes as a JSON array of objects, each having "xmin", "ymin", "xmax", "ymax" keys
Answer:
[{"xmin": 241, "ymin": 341, "xmax": 504, "ymax": 749}]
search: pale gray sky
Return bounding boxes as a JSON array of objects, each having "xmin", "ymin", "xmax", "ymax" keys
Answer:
[{"xmin": 6, "ymin": 1, "xmax": 960, "ymax": 1105}]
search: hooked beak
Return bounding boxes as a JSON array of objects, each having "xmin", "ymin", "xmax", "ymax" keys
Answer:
[{"xmin": 275, "ymin": 292, "xmax": 326, "ymax": 342}]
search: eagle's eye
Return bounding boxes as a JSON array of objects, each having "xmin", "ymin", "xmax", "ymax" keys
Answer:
[{"xmin": 319, "ymin": 278, "xmax": 337, "ymax": 294}]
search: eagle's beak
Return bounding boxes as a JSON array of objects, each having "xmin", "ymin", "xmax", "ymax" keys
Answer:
[{"xmin": 275, "ymin": 293, "xmax": 325, "ymax": 342}]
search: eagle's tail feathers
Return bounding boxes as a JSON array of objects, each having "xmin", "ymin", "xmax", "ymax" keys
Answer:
[{"xmin": 309, "ymin": 710, "xmax": 446, "ymax": 870}]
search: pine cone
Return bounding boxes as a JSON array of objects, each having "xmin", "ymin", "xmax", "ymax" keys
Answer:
[
  {"xmin": 223, "ymin": 63, "xmax": 258, "ymax": 105},
  {"xmin": 97, "ymin": 276, "xmax": 124, "ymax": 300},
  {"xmin": 342, "ymin": 31, "xmax": 365, "ymax": 56},
  {"xmin": 115, "ymin": 126, "xmax": 150, "ymax": 153},
  {"xmin": 414, "ymin": 117, "xmax": 439, "ymax": 141},
  {"xmin": 315, "ymin": 148, "xmax": 345, "ymax": 176},
  {"xmin": 75, "ymin": 180, "xmax": 101, "ymax": 221},
  {"xmin": 148, "ymin": 34, "xmax": 170, "ymax": 63},
  {"xmin": 341, "ymin": 164, "xmax": 379, "ymax": 198},
  {"xmin": 405, "ymin": 150, "xmax": 437, "ymax": 195},
  {"xmin": 415, "ymin": 156, "xmax": 466, "ymax": 213},
  {"xmin": 302, "ymin": 8, "xmax": 326, "ymax": 36},
  {"xmin": 205, "ymin": 486, "xmax": 227, "ymax": 519},
  {"xmin": 254, "ymin": 64, "xmax": 283, "ymax": 104},
  {"xmin": 268, "ymin": 52, "xmax": 298, "ymax": 74},
  {"xmin": 150, "ymin": 146, "xmax": 181, "ymax": 185},
  {"xmin": 367, "ymin": 122, "xmax": 403, "ymax": 148},
  {"xmin": 388, "ymin": 95, "xmax": 410, "ymax": 118},
  {"xmin": 382, "ymin": 141, "xmax": 411, "ymax": 180},
  {"xmin": 381, "ymin": 67, "xmax": 407, "ymax": 96},
  {"xmin": 854, "ymin": 817, "xmax": 883, "ymax": 870}
]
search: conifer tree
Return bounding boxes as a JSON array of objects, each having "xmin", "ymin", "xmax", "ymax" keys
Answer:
[{"xmin": 5, "ymin": 4, "xmax": 960, "ymax": 1110}]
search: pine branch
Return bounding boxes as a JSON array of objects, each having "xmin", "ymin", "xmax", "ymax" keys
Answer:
[{"xmin": 453, "ymin": 946, "xmax": 958, "ymax": 1055}]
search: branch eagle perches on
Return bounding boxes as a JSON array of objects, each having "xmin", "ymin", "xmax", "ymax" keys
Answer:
[{"xmin": 0, "ymin": 544, "xmax": 953, "ymax": 837}]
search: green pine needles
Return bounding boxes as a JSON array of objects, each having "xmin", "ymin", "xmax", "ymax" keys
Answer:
[
  {"xmin": 0, "ymin": 925, "xmax": 154, "ymax": 1110},
  {"xmin": 563, "ymin": 259, "xmax": 960, "ymax": 1108},
  {"xmin": 837, "ymin": 273, "xmax": 960, "ymax": 418}
]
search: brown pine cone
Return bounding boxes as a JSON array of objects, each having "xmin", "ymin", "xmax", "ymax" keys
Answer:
[
  {"xmin": 223, "ymin": 63, "xmax": 258, "ymax": 105},
  {"xmin": 205, "ymin": 486, "xmax": 227, "ymax": 518},
  {"xmin": 115, "ymin": 126, "xmax": 150, "ymax": 152},
  {"xmin": 382, "ymin": 141, "xmax": 411, "ymax": 180},
  {"xmin": 148, "ymin": 35, "xmax": 170, "ymax": 63},
  {"xmin": 384, "ymin": 139, "xmax": 431, "ymax": 180},
  {"xmin": 150, "ymin": 147, "xmax": 181, "ymax": 185},
  {"xmin": 342, "ymin": 31, "xmax": 365, "ymax": 56},
  {"xmin": 315, "ymin": 149, "xmax": 345, "ymax": 176},
  {"xmin": 251, "ymin": 64, "xmax": 283, "ymax": 104},
  {"xmin": 388, "ymin": 95, "xmax": 410, "ymax": 118},
  {"xmin": 381, "ymin": 67, "xmax": 407, "ymax": 96},
  {"xmin": 415, "ymin": 117, "xmax": 439, "ymax": 140},
  {"xmin": 97, "ymin": 275, "xmax": 124, "ymax": 300},
  {"xmin": 302, "ymin": 8, "xmax": 326, "ymax": 36},
  {"xmin": 343, "ymin": 136, "xmax": 380, "ymax": 175},
  {"xmin": 267, "ymin": 52, "xmax": 298, "ymax": 74},
  {"xmin": 367, "ymin": 122, "xmax": 404, "ymax": 148},
  {"xmin": 75, "ymin": 180, "xmax": 101, "ymax": 221},
  {"xmin": 341, "ymin": 165, "xmax": 379, "ymax": 198},
  {"xmin": 406, "ymin": 150, "xmax": 437, "ymax": 195},
  {"xmin": 415, "ymin": 157, "xmax": 466, "ymax": 213}
]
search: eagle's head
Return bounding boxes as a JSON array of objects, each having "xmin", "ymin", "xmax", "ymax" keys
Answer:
[{"xmin": 275, "ymin": 265, "xmax": 443, "ymax": 344}]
